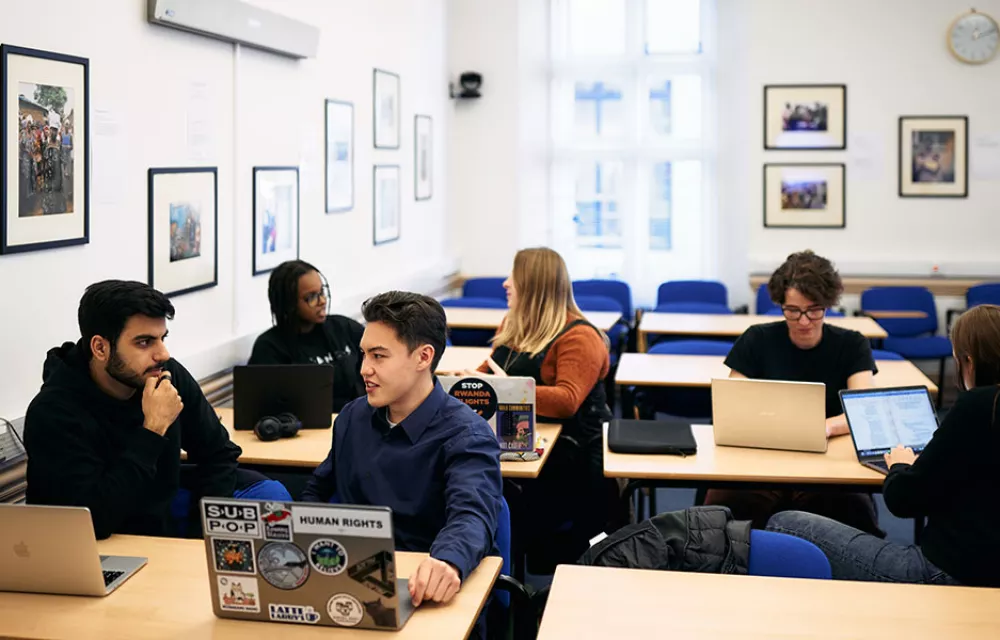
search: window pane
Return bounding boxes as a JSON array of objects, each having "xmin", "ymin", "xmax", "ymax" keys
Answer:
[
  {"xmin": 648, "ymin": 76, "xmax": 701, "ymax": 138},
  {"xmin": 576, "ymin": 81, "xmax": 625, "ymax": 138},
  {"xmin": 650, "ymin": 160, "xmax": 700, "ymax": 251},
  {"xmin": 569, "ymin": 0, "xmax": 626, "ymax": 57},
  {"xmin": 645, "ymin": 0, "xmax": 701, "ymax": 55},
  {"xmin": 575, "ymin": 161, "xmax": 623, "ymax": 248}
]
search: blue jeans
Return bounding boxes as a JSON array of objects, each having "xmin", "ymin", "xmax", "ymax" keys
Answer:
[{"xmin": 766, "ymin": 511, "xmax": 960, "ymax": 585}]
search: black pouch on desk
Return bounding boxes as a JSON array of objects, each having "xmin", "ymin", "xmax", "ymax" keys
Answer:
[{"xmin": 607, "ymin": 419, "xmax": 697, "ymax": 455}]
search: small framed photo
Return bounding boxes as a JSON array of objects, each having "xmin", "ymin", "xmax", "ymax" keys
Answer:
[
  {"xmin": 253, "ymin": 166, "xmax": 299, "ymax": 276},
  {"xmin": 764, "ymin": 84, "xmax": 846, "ymax": 150},
  {"xmin": 899, "ymin": 116, "xmax": 968, "ymax": 198},
  {"xmin": 148, "ymin": 167, "xmax": 218, "ymax": 297},
  {"xmin": 764, "ymin": 163, "xmax": 846, "ymax": 229},
  {"xmin": 324, "ymin": 99, "xmax": 353, "ymax": 212},
  {"xmin": 414, "ymin": 115, "xmax": 432, "ymax": 201},
  {"xmin": 1, "ymin": 44, "xmax": 90, "ymax": 254},
  {"xmin": 373, "ymin": 69, "xmax": 400, "ymax": 149},
  {"xmin": 373, "ymin": 165, "xmax": 400, "ymax": 245}
]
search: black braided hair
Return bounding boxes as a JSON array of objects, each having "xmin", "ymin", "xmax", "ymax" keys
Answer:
[{"xmin": 267, "ymin": 260, "xmax": 328, "ymax": 336}]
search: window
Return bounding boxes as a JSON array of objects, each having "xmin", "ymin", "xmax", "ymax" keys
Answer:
[{"xmin": 549, "ymin": 0, "xmax": 715, "ymax": 303}]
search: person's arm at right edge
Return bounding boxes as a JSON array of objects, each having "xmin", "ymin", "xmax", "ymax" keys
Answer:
[
  {"xmin": 24, "ymin": 399, "xmax": 166, "ymax": 539},
  {"xmin": 300, "ymin": 413, "xmax": 341, "ymax": 502},
  {"xmin": 882, "ymin": 393, "xmax": 970, "ymax": 518}
]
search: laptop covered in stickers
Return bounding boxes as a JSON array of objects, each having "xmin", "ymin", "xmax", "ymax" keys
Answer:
[
  {"xmin": 199, "ymin": 498, "xmax": 414, "ymax": 630},
  {"xmin": 438, "ymin": 374, "xmax": 537, "ymax": 451}
]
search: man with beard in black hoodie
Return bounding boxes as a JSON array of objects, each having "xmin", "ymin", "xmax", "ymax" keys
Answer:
[{"xmin": 24, "ymin": 280, "xmax": 291, "ymax": 539}]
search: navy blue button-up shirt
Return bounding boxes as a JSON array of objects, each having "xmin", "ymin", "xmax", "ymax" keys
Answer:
[{"xmin": 300, "ymin": 380, "xmax": 502, "ymax": 580}]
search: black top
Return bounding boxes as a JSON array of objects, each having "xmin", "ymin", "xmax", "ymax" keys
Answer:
[
  {"xmin": 248, "ymin": 315, "xmax": 365, "ymax": 413},
  {"xmin": 883, "ymin": 385, "xmax": 1000, "ymax": 587},
  {"xmin": 725, "ymin": 321, "xmax": 877, "ymax": 418},
  {"xmin": 24, "ymin": 342, "xmax": 242, "ymax": 539}
]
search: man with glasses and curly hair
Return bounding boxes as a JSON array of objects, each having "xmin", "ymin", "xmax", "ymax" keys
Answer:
[{"xmin": 705, "ymin": 250, "xmax": 881, "ymax": 534}]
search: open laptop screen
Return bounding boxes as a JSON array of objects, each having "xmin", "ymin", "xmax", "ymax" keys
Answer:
[{"xmin": 841, "ymin": 387, "xmax": 938, "ymax": 458}]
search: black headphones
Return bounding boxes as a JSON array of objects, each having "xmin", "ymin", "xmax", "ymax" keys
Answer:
[{"xmin": 253, "ymin": 412, "xmax": 301, "ymax": 442}]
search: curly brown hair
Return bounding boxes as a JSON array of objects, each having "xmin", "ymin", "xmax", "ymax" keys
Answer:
[{"xmin": 768, "ymin": 250, "xmax": 843, "ymax": 308}]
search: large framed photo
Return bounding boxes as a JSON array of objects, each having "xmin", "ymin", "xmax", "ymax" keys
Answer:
[
  {"xmin": 148, "ymin": 167, "xmax": 218, "ymax": 297},
  {"xmin": 764, "ymin": 163, "xmax": 846, "ymax": 229},
  {"xmin": 1, "ymin": 45, "xmax": 89, "ymax": 255},
  {"xmin": 764, "ymin": 84, "xmax": 846, "ymax": 150},
  {"xmin": 373, "ymin": 69, "xmax": 400, "ymax": 149},
  {"xmin": 373, "ymin": 165, "xmax": 400, "ymax": 245},
  {"xmin": 899, "ymin": 115, "xmax": 968, "ymax": 198},
  {"xmin": 324, "ymin": 99, "xmax": 353, "ymax": 212},
  {"xmin": 253, "ymin": 166, "xmax": 299, "ymax": 275},
  {"xmin": 414, "ymin": 115, "xmax": 432, "ymax": 201}
]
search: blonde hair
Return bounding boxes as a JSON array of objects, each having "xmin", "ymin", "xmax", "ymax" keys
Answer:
[{"xmin": 493, "ymin": 247, "xmax": 585, "ymax": 356}]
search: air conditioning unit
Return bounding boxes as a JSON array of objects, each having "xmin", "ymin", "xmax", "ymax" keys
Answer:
[{"xmin": 147, "ymin": 0, "xmax": 319, "ymax": 59}]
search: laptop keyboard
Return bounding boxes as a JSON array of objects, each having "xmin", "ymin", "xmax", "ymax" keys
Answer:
[{"xmin": 103, "ymin": 570, "xmax": 125, "ymax": 586}]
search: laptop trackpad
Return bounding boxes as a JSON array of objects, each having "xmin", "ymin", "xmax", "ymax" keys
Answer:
[{"xmin": 397, "ymin": 578, "xmax": 415, "ymax": 625}]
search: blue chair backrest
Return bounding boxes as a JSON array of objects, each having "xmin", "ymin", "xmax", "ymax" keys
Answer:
[
  {"xmin": 764, "ymin": 307, "xmax": 844, "ymax": 317},
  {"xmin": 573, "ymin": 279, "xmax": 633, "ymax": 320},
  {"xmin": 495, "ymin": 497, "xmax": 512, "ymax": 608},
  {"xmin": 748, "ymin": 529, "xmax": 832, "ymax": 580},
  {"xmin": 440, "ymin": 296, "xmax": 508, "ymax": 309},
  {"xmin": 756, "ymin": 284, "xmax": 777, "ymax": 314},
  {"xmin": 657, "ymin": 280, "xmax": 728, "ymax": 307},
  {"xmin": 860, "ymin": 287, "xmax": 938, "ymax": 336},
  {"xmin": 649, "ymin": 339, "xmax": 733, "ymax": 356},
  {"xmin": 872, "ymin": 348, "xmax": 904, "ymax": 361},
  {"xmin": 967, "ymin": 283, "xmax": 1000, "ymax": 309},
  {"xmin": 576, "ymin": 294, "xmax": 624, "ymax": 313},
  {"xmin": 655, "ymin": 302, "xmax": 732, "ymax": 315},
  {"xmin": 462, "ymin": 277, "xmax": 506, "ymax": 300}
]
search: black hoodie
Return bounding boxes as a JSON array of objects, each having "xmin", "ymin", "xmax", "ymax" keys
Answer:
[{"xmin": 24, "ymin": 342, "xmax": 242, "ymax": 539}]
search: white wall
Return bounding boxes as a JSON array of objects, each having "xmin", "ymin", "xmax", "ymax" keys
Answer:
[
  {"xmin": 447, "ymin": 0, "xmax": 550, "ymax": 279},
  {"xmin": 0, "ymin": 0, "xmax": 454, "ymax": 419},
  {"xmin": 718, "ymin": 0, "xmax": 1000, "ymax": 306}
]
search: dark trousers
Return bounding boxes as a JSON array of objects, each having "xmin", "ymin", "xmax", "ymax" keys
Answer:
[{"xmin": 704, "ymin": 488, "xmax": 883, "ymax": 536}]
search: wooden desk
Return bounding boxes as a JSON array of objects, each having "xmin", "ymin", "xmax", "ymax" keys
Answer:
[
  {"xmin": 603, "ymin": 423, "xmax": 884, "ymax": 486},
  {"xmin": 445, "ymin": 307, "xmax": 621, "ymax": 332},
  {"xmin": 538, "ymin": 564, "xmax": 1000, "ymax": 639},
  {"xmin": 203, "ymin": 408, "xmax": 559, "ymax": 479},
  {"xmin": 865, "ymin": 310, "xmax": 929, "ymax": 319},
  {"xmin": 0, "ymin": 536, "xmax": 500, "ymax": 640},
  {"xmin": 615, "ymin": 353, "xmax": 939, "ymax": 394},
  {"xmin": 436, "ymin": 346, "xmax": 492, "ymax": 373},
  {"xmin": 637, "ymin": 313, "xmax": 887, "ymax": 351},
  {"xmin": 751, "ymin": 274, "xmax": 993, "ymax": 298}
]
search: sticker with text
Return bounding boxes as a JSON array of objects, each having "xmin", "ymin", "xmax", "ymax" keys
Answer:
[
  {"xmin": 291, "ymin": 505, "xmax": 392, "ymax": 538},
  {"xmin": 257, "ymin": 542, "xmax": 310, "ymax": 590},
  {"xmin": 309, "ymin": 538, "xmax": 348, "ymax": 576},
  {"xmin": 262, "ymin": 502, "xmax": 293, "ymax": 541},
  {"xmin": 268, "ymin": 603, "xmax": 321, "ymax": 624},
  {"xmin": 217, "ymin": 575, "xmax": 260, "ymax": 613},
  {"xmin": 327, "ymin": 593, "xmax": 365, "ymax": 627},
  {"xmin": 204, "ymin": 501, "xmax": 262, "ymax": 538},
  {"xmin": 212, "ymin": 538, "xmax": 256, "ymax": 575}
]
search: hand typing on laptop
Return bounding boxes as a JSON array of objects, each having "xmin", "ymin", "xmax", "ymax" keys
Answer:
[
  {"xmin": 884, "ymin": 445, "xmax": 917, "ymax": 468},
  {"xmin": 409, "ymin": 557, "xmax": 461, "ymax": 606}
]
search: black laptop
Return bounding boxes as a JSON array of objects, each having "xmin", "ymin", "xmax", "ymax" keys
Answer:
[
  {"xmin": 233, "ymin": 365, "xmax": 334, "ymax": 430},
  {"xmin": 839, "ymin": 386, "xmax": 939, "ymax": 474}
]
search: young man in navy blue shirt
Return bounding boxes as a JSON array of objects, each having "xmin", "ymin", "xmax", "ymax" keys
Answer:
[{"xmin": 301, "ymin": 291, "xmax": 502, "ymax": 611}]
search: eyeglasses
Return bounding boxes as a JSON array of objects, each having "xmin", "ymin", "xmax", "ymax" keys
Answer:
[
  {"xmin": 302, "ymin": 286, "xmax": 330, "ymax": 307},
  {"xmin": 781, "ymin": 306, "xmax": 826, "ymax": 321}
]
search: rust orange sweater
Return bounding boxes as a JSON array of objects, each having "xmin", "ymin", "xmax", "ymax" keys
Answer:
[{"xmin": 479, "ymin": 315, "xmax": 610, "ymax": 419}]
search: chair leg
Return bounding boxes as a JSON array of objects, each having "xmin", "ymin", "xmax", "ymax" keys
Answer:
[
  {"xmin": 937, "ymin": 357, "xmax": 946, "ymax": 409},
  {"xmin": 648, "ymin": 488, "xmax": 658, "ymax": 517}
]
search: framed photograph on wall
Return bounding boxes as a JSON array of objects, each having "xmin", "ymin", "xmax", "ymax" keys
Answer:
[
  {"xmin": 324, "ymin": 99, "xmax": 353, "ymax": 212},
  {"xmin": 1, "ymin": 44, "xmax": 89, "ymax": 255},
  {"xmin": 763, "ymin": 84, "xmax": 846, "ymax": 150},
  {"xmin": 253, "ymin": 166, "xmax": 299, "ymax": 275},
  {"xmin": 373, "ymin": 69, "xmax": 400, "ymax": 149},
  {"xmin": 373, "ymin": 165, "xmax": 400, "ymax": 245},
  {"xmin": 899, "ymin": 115, "xmax": 968, "ymax": 198},
  {"xmin": 414, "ymin": 115, "xmax": 432, "ymax": 201},
  {"xmin": 763, "ymin": 163, "xmax": 846, "ymax": 229},
  {"xmin": 148, "ymin": 167, "xmax": 218, "ymax": 297}
]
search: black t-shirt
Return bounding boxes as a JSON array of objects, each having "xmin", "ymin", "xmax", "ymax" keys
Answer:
[
  {"xmin": 724, "ymin": 321, "xmax": 877, "ymax": 418},
  {"xmin": 248, "ymin": 315, "xmax": 365, "ymax": 412}
]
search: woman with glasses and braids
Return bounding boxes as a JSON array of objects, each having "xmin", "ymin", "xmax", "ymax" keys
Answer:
[
  {"xmin": 249, "ymin": 260, "xmax": 365, "ymax": 411},
  {"xmin": 704, "ymin": 250, "xmax": 882, "ymax": 534}
]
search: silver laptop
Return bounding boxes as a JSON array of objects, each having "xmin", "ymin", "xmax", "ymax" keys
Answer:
[
  {"xmin": 840, "ymin": 386, "xmax": 939, "ymax": 474},
  {"xmin": 438, "ymin": 375, "xmax": 537, "ymax": 451},
  {"xmin": 711, "ymin": 377, "xmax": 828, "ymax": 453},
  {"xmin": 201, "ymin": 498, "xmax": 414, "ymax": 630},
  {"xmin": 0, "ymin": 504, "xmax": 147, "ymax": 596}
]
